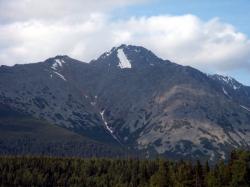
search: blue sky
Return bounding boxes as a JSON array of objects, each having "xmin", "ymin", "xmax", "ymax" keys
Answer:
[
  {"xmin": 0, "ymin": 0, "xmax": 249, "ymax": 85},
  {"xmin": 119, "ymin": 0, "xmax": 250, "ymax": 35}
]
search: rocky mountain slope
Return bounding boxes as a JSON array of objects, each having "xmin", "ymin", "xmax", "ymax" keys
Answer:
[
  {"xmin": 0, "ymin": 104, "xmax": 128, "ymax": 157},
  {"xmin": 0, "ymin": 44, "xmax": 250, "ymax": 161}
]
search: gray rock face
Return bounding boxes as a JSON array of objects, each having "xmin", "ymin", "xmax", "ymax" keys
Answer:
[{"xmin": 1, "ymin": 44, "xmax": 250, "ymax": 161}]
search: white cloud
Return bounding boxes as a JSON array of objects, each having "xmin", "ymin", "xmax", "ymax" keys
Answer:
[
  {"xmin": 0, "ymin": 13, "xmax": 108, "ymax": 64},
  {"xmin": 0, "ymin": 0, "xmax": 146, "ymax": 23},
  {"xmin": 112, "ymin": 15, "xmax": 250, "ymax": 72},
  {"xmin": 0, "ymin": 0, "xmax": 249, "ymax": 75}
]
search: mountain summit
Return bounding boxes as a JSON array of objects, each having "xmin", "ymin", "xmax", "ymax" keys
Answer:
[
  {"xmin": 91, "ymin": 44, "xmax": 166, "ymax": 69},
  {"xmin": 0, "ymin": 44, "xmax": 250, "ymax": 161}
]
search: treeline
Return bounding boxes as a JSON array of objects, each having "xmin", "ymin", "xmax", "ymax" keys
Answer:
[
  {"xmin": 0, "ymin": 138, "xmax": 128, "ymax": 158},
  {"xmin": 0, "ymin": 150, "xmax": 249, "ymax": 187}
]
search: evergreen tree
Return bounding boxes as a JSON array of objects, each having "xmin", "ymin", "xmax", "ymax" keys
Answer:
[
  {"xmin": 150, "ymin": 160, "xmax": 169, "ymax": 187},
  {"xmin": 194, "ymin": 160, "xmax": 203, "ymax": 187}
]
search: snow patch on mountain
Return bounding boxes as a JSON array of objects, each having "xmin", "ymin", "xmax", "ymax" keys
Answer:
[
  {"xmin": 51, "ymin": 59, "xmax": 65, "ymax": 70},
  {"xmin": 104, "ymin": 51, "xmax": 111, "ymax": 57},
  {"xmin": 222, "ymin": 87, "xmax": 229, "ymax": 96},
  {"xmin": 221, "ymin": 76, "xmax": 233, "ymax": 84},
  {"xmin": 53, "ymin": 71, "xmax": 66, "ymax": 81},
  {"xmin": 100, "ymin": 110, "xmax": 113, "ymax": 134},
  {"xmin": 212, "ymin": 74, "xmax": 242, "ymax": 90},
  {"xmin": 117, "ymin": 49, "xmax": 132, "ymax": 69},
  {"xmin": 100, "ymin": 110, "xmax": 121, "ymax": 143},
  {"xmin": 240, "ymin": 105, "xmax": 250, "ymax": 112},
  {"xmin": 49, "ymin": 58, "xmax": 67, "ymax": 81}
]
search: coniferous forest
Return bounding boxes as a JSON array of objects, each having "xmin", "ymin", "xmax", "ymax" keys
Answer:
[{"xmin": 0, "ymin": 150, "xmax": 249, "ymax": 187}]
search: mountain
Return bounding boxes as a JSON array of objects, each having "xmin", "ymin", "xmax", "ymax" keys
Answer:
[
  {"xmin": 0, "ymin": 44, "xmax": 250, "ymax": 161},
  {"xmin": 0, "ymin": 103, "xmax": 129, "ymax": 157}
]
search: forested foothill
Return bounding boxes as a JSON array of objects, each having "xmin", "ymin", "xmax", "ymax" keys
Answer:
[{"xmin": 0, "ymin": 150, "xmax": 249, "ymax": 187}]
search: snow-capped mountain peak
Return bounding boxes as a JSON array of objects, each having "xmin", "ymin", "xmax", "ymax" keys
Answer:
[
  {"xmin": 43, "ymin": 55, "xmax": 70, "ymax": 81},
  {"xmin": 210, "ymin": 74, "xmax": 242, "ymax": 90},
  {"xmin": 91, "ymin": 44, "xmax": 166, "ymax": 68}
]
